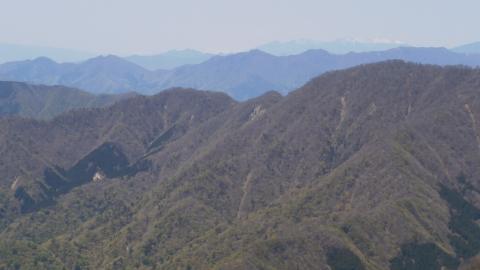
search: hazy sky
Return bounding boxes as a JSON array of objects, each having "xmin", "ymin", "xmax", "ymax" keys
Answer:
[{"xmin": 0, "ymin": 0, "xmax": 478, "ymax": 54}]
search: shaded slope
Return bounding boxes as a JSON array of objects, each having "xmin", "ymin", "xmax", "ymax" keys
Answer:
[{"xmin": 0, "ymin": 88, "xmax": 235, "ymax": 223}]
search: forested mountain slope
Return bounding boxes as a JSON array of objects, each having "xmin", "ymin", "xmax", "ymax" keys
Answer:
[{"xmin": 1, "ymin": 61, "xmax": 480, "ymax": 269}]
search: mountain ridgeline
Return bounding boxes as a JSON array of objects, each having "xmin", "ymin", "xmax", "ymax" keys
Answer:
[
  {"xmin": 1, "ymin": 61, "xmax": 480, "ymax": 269},
  {"xmin": 125, "ymin": 49, "xmax": 214, "ymax": 70},
  {"xmin": 1, "ymin": 47, "xmax": 480, "ymax": 100},
  {"xmin": 0, "ymin": 81, "xmax": 135, "ymax": 119}
]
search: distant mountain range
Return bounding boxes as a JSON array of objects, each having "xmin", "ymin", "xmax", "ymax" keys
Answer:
[
  {"xmin": 152, "ymin": 47, "xmax": 480, "ymax": 100},
  {"xmin": 258, "ymin": 39, "xmax": 408, "ymax": 55},
  {"xmin": 452, "ymin": 42, "xmax": 480, "ymax": 55},
  {"xmin": 2, "ymin": 40, "xmax": 480, "ymax": 67},
  {"xmin": 0, "ymin": 44, "xmax": 214, "ymax": 70},
  {"xmin": 0, "ymin": 43, "xmax": 95, "ymax": 64},
  {"xmin": 0, "ymin": 81, "xmax": 134, "ymax": 119},
  {"xmin": 2, "ymin": 47, "xmax": 480, "ymax": 100},
  {"xmin": 0, "ymin": 56, "xmax": 155, "ymax": 94},
  {"xmin": 2, "ymin": 62, "xmax": 480, "ymax": 269},
  {"xmin": 124, "ymin": 49, "xmax": 214, "ymax": 70},
  {"xmin": 258, "ymin": 39, "xmax": 480, "ymax": 56}
]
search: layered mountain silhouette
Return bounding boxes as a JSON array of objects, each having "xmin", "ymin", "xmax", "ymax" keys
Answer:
[
  {"xmin": 257, "ymin": 38, "xmax": 407, "ymax": 55},
  {"xmin": 1, "ymin": 61, "xmax": 480, "ymax": 269},
  {"xmin": 0, "ymin": 81, "xmax": 135, "ymax": 119},
  {"xmin": 2, "ymin": 47, "xmax": 480, "ymax": 100},
  {"xmin": 125, "ymin": 49, "xmax": 214, "ymax": 70},
  {"xmin": 0, "ymin": 55, "xmax": 155, "ymax": 94}
]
